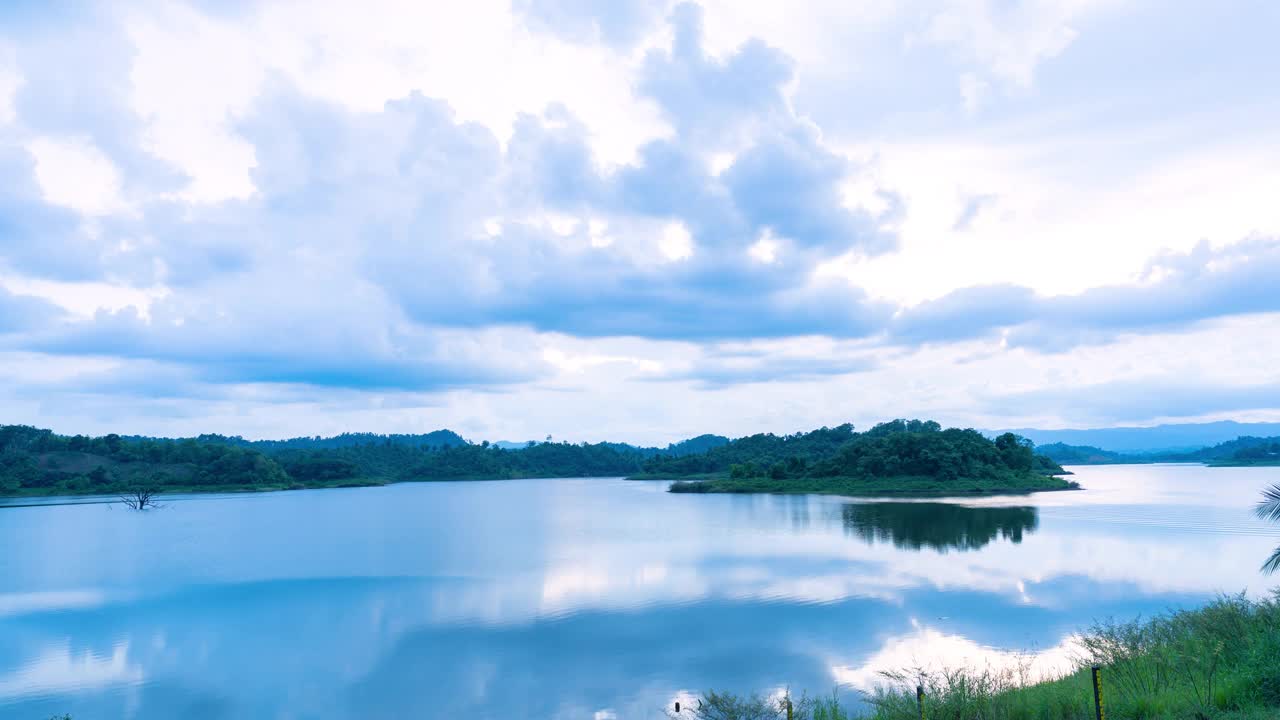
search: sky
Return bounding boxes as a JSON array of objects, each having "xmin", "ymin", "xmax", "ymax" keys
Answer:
[{"xmin": 0, "ymin": 0, "xmax": 1278, "ymax": 444}]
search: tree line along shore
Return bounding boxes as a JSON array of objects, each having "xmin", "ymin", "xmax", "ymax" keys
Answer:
[{"xmin": 3, "ymin": 420, "xmax": 1073, "ymax": 498}]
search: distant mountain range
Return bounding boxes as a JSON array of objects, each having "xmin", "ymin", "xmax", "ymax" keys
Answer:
[
  {"xmin": 998, "ymin": 421, "xmax": 1280, "ymax": 454},
  {"xmin": 1035, "ymin": 435, "xmax": 1280, "ymax": 465},
  {"xmin": 112, "ymin": 419, "xmax": 1280, "ymax": 464},
  {"xmin": 207, "ymin": 430, "xmax": 469, "ymax": 450},
  {"xmin": 493, "ymin": 434, "xmax": 730, "ymax": 457},
  {"xmin": 127, "ymin": 430, "xmax": 731, "ymax": 456}
]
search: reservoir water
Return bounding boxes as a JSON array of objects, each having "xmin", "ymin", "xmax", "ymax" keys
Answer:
[{"xmin": 2, "ymin": 464, "xmax": 1278, "ymax": 719}]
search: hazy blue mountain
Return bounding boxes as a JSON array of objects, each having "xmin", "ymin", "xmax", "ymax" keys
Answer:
[
  {"xmin": 1036, "ymin": 435, "xmax": 1280, "ymax": 465},
  {"xmin": 1000, "ymin": 421, "xmax": 1280, "ymax": 453},
  {"xmin": 1035, "ymin": 443, "xmax": 1133, "ymax": 464}
]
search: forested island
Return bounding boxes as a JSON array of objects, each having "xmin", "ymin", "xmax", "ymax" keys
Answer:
[
  {"xmin": 639, "ymin": 420, "xmax": 1074, "ymax": 496},
  {"xmin": 1, "ymin": 420, "xmax": 1071, "ymax": 498}
]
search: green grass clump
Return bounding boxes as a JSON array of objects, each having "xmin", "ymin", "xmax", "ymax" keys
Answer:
[{"xmin": 676, "ymin": 592, "xmax": 1280, "ymax": 719}]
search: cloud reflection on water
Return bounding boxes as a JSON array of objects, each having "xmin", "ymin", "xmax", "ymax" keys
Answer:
[{"xmin": 0, "ymin": 464, "xmax": 1277, "ymax": 718}]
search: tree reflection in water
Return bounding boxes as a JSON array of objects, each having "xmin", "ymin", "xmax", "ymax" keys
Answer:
[{"xmin": 841, "ymin": 501, "xmax": 1038, "ymax": 552}]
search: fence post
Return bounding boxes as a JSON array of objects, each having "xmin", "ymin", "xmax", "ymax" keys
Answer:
[
  {"xmin": 917, "ymin": 684, "xmax": 925, "ymax": 720},
  {"xmin": 1091, "ymin": 665, "xmax": 1106, "ymax": 720}
]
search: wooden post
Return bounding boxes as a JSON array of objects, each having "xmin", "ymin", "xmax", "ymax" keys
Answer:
[
  {"xmin": 917, "ymin": 684, "xmax": 925, "ymax": 720},
  {"xmin": 1091, "ymin": 665, "xmax": 1106, "ymax": 720}
]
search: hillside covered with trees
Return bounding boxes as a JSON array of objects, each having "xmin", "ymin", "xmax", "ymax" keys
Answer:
[
  {"xmin": 0, "ymin": 425, "xmax": 652, "ymax": 497},
  {"xmin": 0, "ymin": 425, "xmax": 293, "ymax": 495}
]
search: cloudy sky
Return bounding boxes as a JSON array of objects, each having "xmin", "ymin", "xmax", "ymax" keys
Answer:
[{"xmin": 1, "ymin": 0, "xmax": 1277, "ymax": 444}]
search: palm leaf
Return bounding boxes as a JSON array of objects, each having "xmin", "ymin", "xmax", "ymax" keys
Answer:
[
  {"xmin": 1261, "ymin": 484, "xmax": 1280, "ymax": 574},
  {"xmin": 1257, "ymin": 484, "xmax": 1280, "ymax": 523},
  {"xmin": 1264, "ymin": 545, "xmax": 1280, "ymax": 575}
]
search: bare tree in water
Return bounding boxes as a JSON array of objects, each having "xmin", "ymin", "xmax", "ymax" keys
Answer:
[
  {"xmin": 119, "ymin": 487, "xmax": 161, "ymax": 511},
  {"xmin": 1259, "ymin": 484, "xmax": 1280, "ymax": 573}
]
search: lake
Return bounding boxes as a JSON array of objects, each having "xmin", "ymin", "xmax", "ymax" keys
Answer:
[{"xmin": 2, "ymin": 464, "xmax": 1278, "ymax": 719}]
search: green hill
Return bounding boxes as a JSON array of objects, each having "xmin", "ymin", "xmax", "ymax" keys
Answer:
[{"xmin": 0, "ymin": 425, "xmax": 293, "ymax": 495}]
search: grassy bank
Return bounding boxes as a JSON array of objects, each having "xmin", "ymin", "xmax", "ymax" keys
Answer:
[
  {"xmin": 675, "ymin": 593, "xmax": 1280, "ymax": 719},
  {"xmin": 667, "ymin": 472, "xmax": 1079, "ymax": 497}
]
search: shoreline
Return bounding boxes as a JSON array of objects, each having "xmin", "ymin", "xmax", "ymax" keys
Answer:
[
  {"xmin": 0, "ymin": 474, "xmax": 641, "ymax": 503},
  {"xmin": 662, "ymin": 473, "xmax": 1081, "ymax": 497},
  {"xmin": 2, "ymin": 470, "xmax": 1088, "ymax": 503}
]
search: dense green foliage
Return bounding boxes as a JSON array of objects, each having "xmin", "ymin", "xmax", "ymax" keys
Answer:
[
  {"xmin": 680, "ymin": 593, "xmax": 1280, "ymax": 720},
  {"xmin": 639, "ymin": 423, "xmax": 860, "ymax": 477},
  {"xmin": 399, "ymin": 441, "xmax": 645, "ymax": 479},
  {"xmin": 2, "ymin": 420, "xmax": 1069, "ymax": 498},
  {"xmin": 253, "ymin": 438, "xmax": 648, "ymax": 481},
  {"xmin": 0, "ymin": 425, "xmax": 290, "ymax": 494},
  {"xmin": 648, "ymin": 420, "xmax": 1069, "ymax": 495},
  {"xmin": 1218, "ymin": 438, "xmax": 1280, "ymax": 466},
  {"xmin": 0, "ymin": 425, "xmax": 650, "ymax": 496}
]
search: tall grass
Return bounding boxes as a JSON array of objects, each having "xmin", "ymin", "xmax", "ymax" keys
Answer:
[
  {"xmin": 668, "ymin": 690, "xmax": 853, "ymax": 719},
  {"xmin": 675, "ymin": 593, "xmax": 1280, "ymax": 720}
]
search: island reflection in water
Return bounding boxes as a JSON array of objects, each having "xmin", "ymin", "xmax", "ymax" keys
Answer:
[{"xmin": 842, "ymin": 502, "xmax": 1038, "ymax": 552}]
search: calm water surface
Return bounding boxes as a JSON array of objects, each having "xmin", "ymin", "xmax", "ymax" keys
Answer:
[{"xmin": 2, "ymin": 464, "xmax": 1278, "ymax": 719}]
